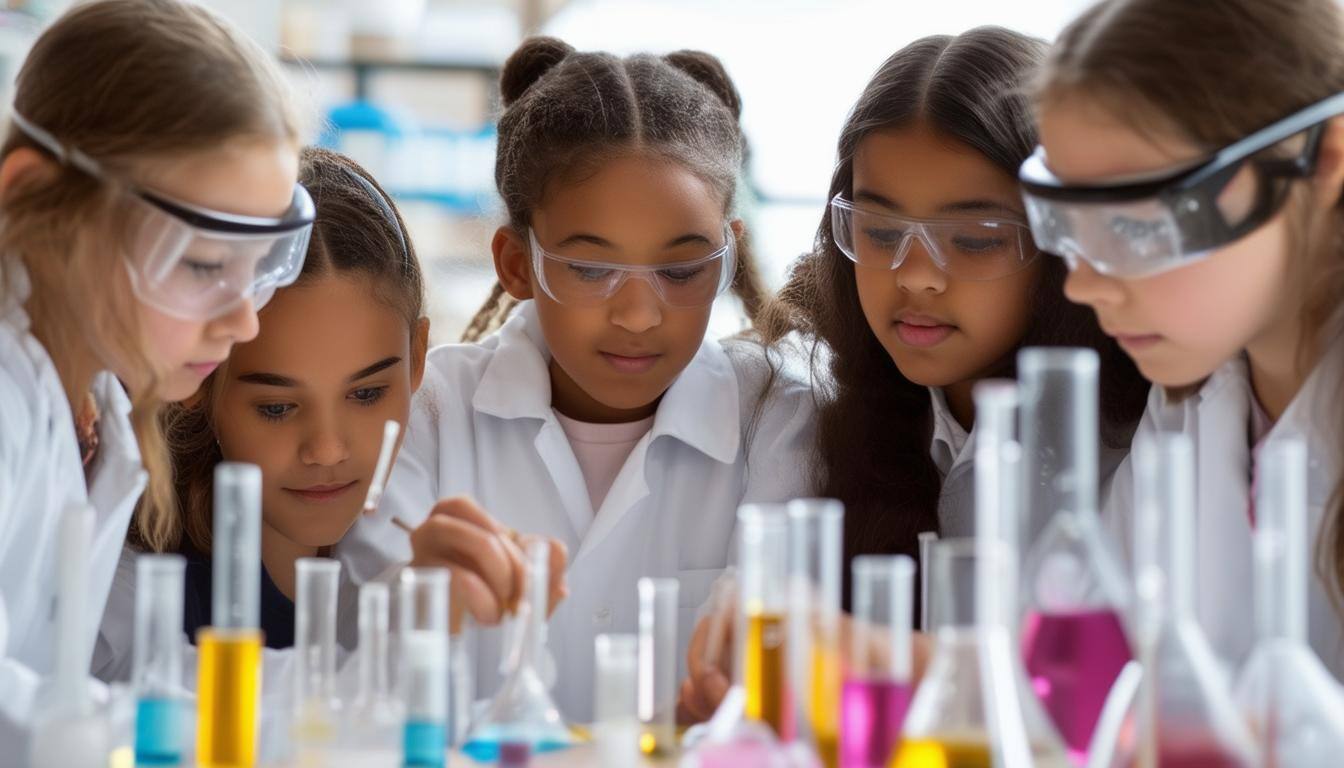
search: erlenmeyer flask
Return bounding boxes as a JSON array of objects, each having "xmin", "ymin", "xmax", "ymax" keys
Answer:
[
  {"xmin": 461, "ymin": 539, "xmax": 576, "ymax": 761},
  {"xmin": 1017, "ymin": 348, "xmax": 1133, "ymax": 762},
  {"xmin": 892, "ymin": 381, "xmax": 1069, "ymax": 768},
  {"xmin": 1234, "ymin": 436, "xmax": 1344, "ymax": 766},
  {"xmin": 1089, "ymin": 433, "xmax": 1257, "ymax": 768}
]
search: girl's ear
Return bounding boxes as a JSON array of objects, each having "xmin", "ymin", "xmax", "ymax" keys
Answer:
[
  {"xmin": 410, "ymin": 316, "xmax": 431, "ymax": 393},
  {"xmin": 1311, "ymin": 115, "xmax": 1344, "ymax": 209},
  {"xmin": 492, "ymin": 226, "xmax": 534, "ymax": 301},
  {"xmin": 0, "ymin": 147, "xmax": 59, "ymax": 202}
]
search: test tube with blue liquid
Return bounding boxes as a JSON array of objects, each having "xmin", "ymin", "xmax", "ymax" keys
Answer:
[
  {"xmin": 400, "ymin": 566, "xmax": 451, "ymax": 768},
  {"xmin": 133, "ymin": 554, "xmax": 188, "ymax": 766}
]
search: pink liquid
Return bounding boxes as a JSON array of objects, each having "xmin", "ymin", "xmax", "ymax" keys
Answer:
[
  {"xmin": 1022, "ymin": 608, "xmax": 1132, "ymax": 762},
  {"xmin": 839, "ymin": 677, "xmax": 914, "ymax": 768},
  {"xmin": 1122, "ymin": 737, "xmax": 1254, "ymax": 768}
]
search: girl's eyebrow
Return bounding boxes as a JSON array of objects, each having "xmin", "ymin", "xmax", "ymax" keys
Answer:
[
  {"xmin": 348, "ymin": 356, "xmax": 402, "ymax": 383},
  {"xmin": 236, "ymin": 371, "xmax": 296, "ymax": 387},
  {"xmin": 554, "ymin": 232, "xmax": 713, "ymax": 250},
  {"xmin": 235, "ymin": 356, "xmax": 402, "ymax": 388}
]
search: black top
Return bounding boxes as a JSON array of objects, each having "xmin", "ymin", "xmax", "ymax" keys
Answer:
[{"xmin": 181, "ymin": 549, "xmax": 296, "ymax": 650}]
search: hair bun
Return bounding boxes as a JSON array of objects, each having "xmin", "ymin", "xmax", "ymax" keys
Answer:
[
  {"xmin": 500, "ymin": 36, "xmax": 575, "ymax": 107},
  {"xmin": 664, "ymin": 50, "xmax": 742, "ymax": 119}
]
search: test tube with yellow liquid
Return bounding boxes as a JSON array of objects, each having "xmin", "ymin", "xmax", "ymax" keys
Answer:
[
  {"xmin": 788, "ymin": 498, "xmax": 844, "ymax": 768},
  {"xmin": 197, "ymin": 463, "xmax": 264, "ymax": 768},
  {"xmin": 738, "ymin": 504, "xmax": 792, "ymax": 739},
  {"xmin": 637, "ymin": 578, "xmax": 678, "ymax": 757}
]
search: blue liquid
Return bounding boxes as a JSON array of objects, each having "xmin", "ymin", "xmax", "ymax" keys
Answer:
[
  {"xmin": 134, "ymin": 697, "xmax": 184, "ymax": 766},
  {"xmin": 460, "ymin": 727, "xmax": 573, "ymax": 762},
  {"xmin": 403, "ymin": 720, "xmax": 447, "ymax": 768}
]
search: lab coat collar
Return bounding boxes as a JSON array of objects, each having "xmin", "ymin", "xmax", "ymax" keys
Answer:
[
  {"xmin": 929, "ymin": 386, "xmax": 972, "ymax": 478},
  {"xmin": 471, "ymin": 301, "xmax": 741, "ymax": 464}
]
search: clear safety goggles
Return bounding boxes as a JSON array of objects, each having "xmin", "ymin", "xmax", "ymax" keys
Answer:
[
  {"xmin": 830, "ymin": 194, "xmax": 1038, "ymax": 281},
  {"xmin": 1019, "ymin": 91, "xmax": 1344, "ymax": 279},
  {"xmin": 528, "ymin": 225, "xmax": 736, "ymax": 308},
  {"xmin": 10, "ymin": 111, "xmax": 314, "ymax": 321}
]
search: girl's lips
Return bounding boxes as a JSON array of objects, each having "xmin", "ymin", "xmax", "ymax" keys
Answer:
[
  {"xmin": 894, "ymin": 320, "xmax": 956, "ymax": 348},
  {"xmin": 186, "ymin": 361, "xmax": 222, "ymax": 378},
  {"xmin": 1115, "ymin": 333, "xmax": 1164, "ymax": 352},
  {"xmin": 600, "ymin": 351, "xmax": 661, "ymax": 374},
  {"xmin": 283, "ymin": 480, "xmax": 359, "ymax": 503}
]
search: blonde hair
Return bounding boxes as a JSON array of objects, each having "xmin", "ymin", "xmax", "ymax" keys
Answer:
[
  {"xmin": 0, "ymin": 0, "xmax": 307, "ymax": 552},
  {"xmin": 1037, "ymin": 0, "xmax": 1344, "ymax": 602}
]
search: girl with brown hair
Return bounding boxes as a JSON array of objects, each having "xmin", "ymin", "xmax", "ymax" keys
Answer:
[
  {"xmin": 678, "ymin": 26, "xmax": 1150, "ymax": 726},
  {"xmin": 340, "ymin": 36, "xmax": 816, "ymax": 722},
  {"xmin": 1024, "ymin": 0, "xmax": 1344, "ymax": 677},
  {"xmin": 0, "ymin": 0, "xmax": 310, "ymax": 747}
]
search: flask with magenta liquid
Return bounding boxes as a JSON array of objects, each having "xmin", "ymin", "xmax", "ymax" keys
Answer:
[
  {"xmin": 838, "ymin": 554, "xmax": 916, "ymax": 768},
  {"xmin": 1016, "ymin": 348, "xmax": 1133, "ymax": 763}
]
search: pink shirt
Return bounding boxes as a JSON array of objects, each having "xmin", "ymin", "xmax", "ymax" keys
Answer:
[{"xmin": 554, "ymin": 411, "xmax": 656, "ymax": 525}]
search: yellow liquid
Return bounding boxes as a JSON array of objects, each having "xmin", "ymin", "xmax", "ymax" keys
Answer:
[
  {"xmin": 890, "ymin": 739, "xmax": 994, "ymax": 768},
  {"xmin": 196, "ymin": 628, "xmax": 263, "ymax": 768},
  {"xmin": 810, "ymin": 644, "xmax": 841, "ymax": 768},
  {"xmin": 745, "ymin": 611, "xmax": 788, "ymax": 736}
]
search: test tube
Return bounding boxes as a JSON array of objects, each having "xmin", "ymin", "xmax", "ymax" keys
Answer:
[
  {"xmin": 400, "ymin": 567, "xmax": 451, "ymax": 768},
  {"xmin": 917, "ymin": 531, "xmax": 938, "ymax": 632},
  {"xmin": 1254, "ymin": 437, "xmax": 1309, "ymax": 645},
  {"xmin": 737, "ymin": 504, "xmax": 791, "ymax": 738},
  {"xmin": 788, "ymin": 498, "xmax": 844, "ymax": 761},
  {"xmin": 133, "ymin": 554, "xmax": 187, "ymax": 766},
  {"xmin": 357, "ymin": 582, "xmax": 394, "ymax": 707},
  {"xmin": 594, "ymin": 634, "xmax": 639, "ymax": 768},
  {"xmin": 29, "ymin": 504, "xmax": 108, "ymax": 768},
  {"xmin": 197, "ymin": 463, "xmax": 264, "ymax": 768},
  {"xmin": 294, "ymin": 558, "xmax": 341, "ymax": 745},
  {"xmin": 842, "ymin": 555, "xmax": 916, "ymax": 768},
  {"xmin": 637, "ymin": 578, "xmax": 678, "ymax": 756},
  {"xmin": 1017, "ymin": 347, "xmax": 1099, "ymax": 544},
  {"xmin": 971, "ymin": 381, "xmax": 1021, "ymax": 631}
]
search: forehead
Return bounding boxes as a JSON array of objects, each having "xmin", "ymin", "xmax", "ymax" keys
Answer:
[
  {"xmin": 534, "ymin": 154, "xmax": 725, "ymax": 236},
  {"xmin": 226, "ymin": 274, "xmax": 408, "ymax": 380},
  {"xmin": 1036, "ymin": 94, "xmax": 1205, "ymax": 183},
  {"xmin": 852, "ymin": 124, "xmax": 1023, "ymax": 214}
]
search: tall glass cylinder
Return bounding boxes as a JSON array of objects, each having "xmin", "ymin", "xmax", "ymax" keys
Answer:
[
  {"xmin": 400, "ymin": 567, "xmax": 451, "ymax": 768},
  {"xmin": 737, "ymin": 504, "xmax": 791, "ymax": 739},
  {"xmin": 840, "ymin": 555, "xmax": 915, "ymax": 768},
  {"xmin": 595, "ymin": 634, "xmax": 639, "ymax": 767},
  {"xmin": 293, "ymin": 557, "xmax": 341, "ymax": 751},
  {"xmin": 197, "ymin": 463, "xmax": 263, "ymax": 768},
  {"xmin": 133, "ymin": 554, "xmax": 187, "ymax": 766},
  {"xmin": 638, "ymin": 578, "xmax": 678, "ymax": 757},
  {"xmin": 787, "ymin": 498, "xmax": 843, "ymax": 765}
]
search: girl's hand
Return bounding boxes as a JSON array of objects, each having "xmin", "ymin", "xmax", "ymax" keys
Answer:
[
  {"xmin": 675, "ymin": 606, "xmax": 935, "ymax": 725},
  {"xmin": 408, "ymin": 496, "xmax": 569, "ymax": 633},
  {"xmin": 677, "ymin": 599, "xmax": 735, "ymax": 725}
]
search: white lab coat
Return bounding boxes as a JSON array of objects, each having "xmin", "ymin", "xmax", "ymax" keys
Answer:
[
  {"xmin": 927, "ymin": 385, "xmax": 1132, "ymax": 540},
  {"xmin": 337, "ymin": 301, "xmax": 816, "ymax": 721},
  {"xmin": 1102, "ymin": 345, "xmax": 1344, "ymax": 678},
  {"xmin": 0, "ymin": 262, "xmax": 147, "ymax": 752}
]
